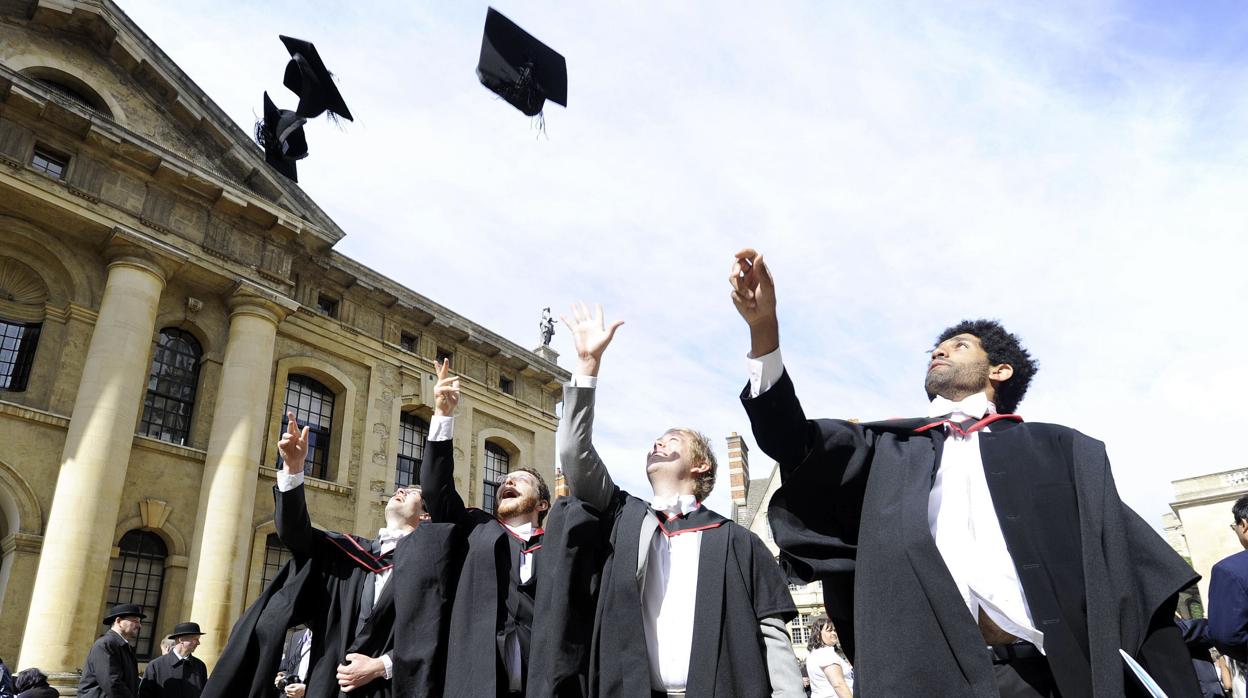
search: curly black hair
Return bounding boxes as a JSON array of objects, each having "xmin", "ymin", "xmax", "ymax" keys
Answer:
[
  {"xmin": 936, "ymin": 319, "xmax": 1038, "ymax": 414},
  {"xmin": 1232, "ymin": 495, "xmax": 1248, "ymax": 526}
]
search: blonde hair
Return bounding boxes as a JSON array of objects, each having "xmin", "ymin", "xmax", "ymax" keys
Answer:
[{"xmin": 671, "ymin": 428, "xmax": 717, "ymax": 501}]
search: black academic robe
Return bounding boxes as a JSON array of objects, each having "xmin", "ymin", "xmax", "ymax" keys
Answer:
[
  {"xmin": 138, "ymin": 652, "xmax": 208, "ymax": 698},
  {"xmin": 201, "ymin": 484, "xmax": 398, "ymax": 698},
  {"xmin": 78, "ymin": 631, "xmax": 139, "ymax": 698},
  {"xmin": 414, "ymin": 438, "xmax": 543, "ymax": 698},
  {"xmin": 529, "ymin": 489, "xmax": 797, "ymax": 698},
  {"xmin": 743, "ymin": 370, "xmax": 1200, "ymax": 698}
]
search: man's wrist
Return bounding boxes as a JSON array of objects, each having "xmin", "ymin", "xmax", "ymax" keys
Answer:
[
  {"xmin": 575, "ymin": 357, "xmax": 600, "ymax": 377},
  {"xmin": 748, "ymin": 318, "xmax": 780, "ymax": 358}
]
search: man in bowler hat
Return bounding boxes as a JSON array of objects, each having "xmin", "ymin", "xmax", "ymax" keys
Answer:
[
  {"xmin": 79, "ymin": 603, "xmax": 144, "ymax": 697},
  {"xmin": 139, "ymin": 622, "xmax": 208, "ymax": 698}
]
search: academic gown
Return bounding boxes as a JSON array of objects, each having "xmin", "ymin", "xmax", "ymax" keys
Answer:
[
  {"xmin": 138, "ymin": 652, "xmax": 208, "ymax": 698},
  {"xmin": 202, "ymin": 484, "xmax": 400, "ymax": 698},
  {"xmin": 409, "ymin": 437, "xmax": 543, "ymax": 698},
  {"xmin": 78, "ymin": 630, "xmax": 139, "ymax": 698},
  {"xmin": 529, "ymin": 488, "xmax": 797, "ymax": 698},
  {"xmin": 743, "ymin": 370, "xmax": 1200, "ymax": 698}
]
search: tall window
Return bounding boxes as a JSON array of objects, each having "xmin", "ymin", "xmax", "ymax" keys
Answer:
[
  {"xmin": 280, "ymin": 375, "xmax": 335, "ymax": 479},
  {"xmin": 396, "ymin": 413, "xmax": 428, "ymax": 489},
  {"xmin": 0, "ymin": 319, "xmax": 41, "ymax": 391},
  {"xmin": 788, "ymin": 612, "xmax": 812, "ymax": 646},
  {"xmin": 482, "ymin": 442, "xmax": 509, "ymax": 514},
  {"xmin": 139, "ymin": 329, "xmax": 202, "ymax": 445},
  {"xmin": 260, "ymin": 533, "xmax": 292, "ymax": 589},
  {"xmin": 107, "ymin": 530, "xmax": 167, "ymax": 659},
  {"xmin": 30, "ymin": 146, "xmax": 68, "ymax": 179}
]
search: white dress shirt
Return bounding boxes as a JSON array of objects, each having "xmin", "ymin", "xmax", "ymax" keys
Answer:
[
  {"xmin": 643, "ymin": 493, "xmax": 702, "ymax": 692},
  {"xmin": 747, "ymin": 349, "xmax": 1044, "ymax": 652}
]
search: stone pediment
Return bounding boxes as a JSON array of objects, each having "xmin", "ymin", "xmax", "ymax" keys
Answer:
[{"xmin": 0, "ymin": 0, "xmax": 345, "ymax": 250}]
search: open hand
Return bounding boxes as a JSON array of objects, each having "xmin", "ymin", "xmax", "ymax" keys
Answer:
[
  {"xmin": 433, "ymin": 358, "xmax": 460, "ymax": 417},
  {"xmin": 278, "ymin": 412, "xmax": 311, "ymax": 474},
  {"xmin": 560, "ymin": 302, "xmax": 624, "ymax": 377},
  {"xmin": 337, "ymin": 654, "xmax": 385, "ymax": 692}
]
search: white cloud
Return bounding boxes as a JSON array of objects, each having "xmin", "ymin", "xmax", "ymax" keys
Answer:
[{"xmin": 118, "ymin": 0, "xmax": 1247, "ymax": 521}]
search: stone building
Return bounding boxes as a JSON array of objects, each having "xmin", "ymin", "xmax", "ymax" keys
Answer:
[
  {"xmin": 726, "ymin": 433, "xmax": 826, "ymax": 663},
  {"xmin": 0, "ymin": 0, "xmax": 568, "ymax": 689},
  {"xmin": 1164, "ymin": 466, "xmax": 1248, "ymax": 615}
]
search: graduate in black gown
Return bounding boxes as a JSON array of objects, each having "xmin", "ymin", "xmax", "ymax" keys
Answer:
[
  {"xmin": 202, "ymin": 413, "xmax": 429, "ymax": 698},
  {"xmin": 79, "ymin": 603, "xmax": 144, "ymax": 698},
  {"xmin": 530, "ymin": 303, "xmax": 805, "ymax": 698},
  {"xmin": 403, "ymin": 359, "xmax": 551, "ymax": 697},
  {"xmin": 728, "ymin": 248, "xmax": 1200, "ymax": 697},
  {"xmin": 139, "ymin": 622, "xmax": 208, "ymax": 698}
]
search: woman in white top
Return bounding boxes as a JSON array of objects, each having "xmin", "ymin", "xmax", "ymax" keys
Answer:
[{"xmin": 806, "ymin": 616, "xmax": 854, "ymax": 698}]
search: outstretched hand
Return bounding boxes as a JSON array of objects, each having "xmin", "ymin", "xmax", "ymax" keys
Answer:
[
  {"xmin": 560, "ymin": 302, "xmax": 624, "ymax": 377},
  {"xmin": 278, "ymin": 411, "xmax": 311, "ymax": 474},
  {"xmin": 433, "ymin": 358, "xmax": 460, "ymax": 417},
  {"xmin": 729, "ymin": 249, "xmax": 780, "ymax": 356}
]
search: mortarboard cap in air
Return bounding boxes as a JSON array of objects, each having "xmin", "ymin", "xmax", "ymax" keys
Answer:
[
  {"xmin": 477, "ymin": 7, "xmax": 567, "ymax": 117},
  {"xmin": 256, "ymin": 91, "xmax": 308, "ymax": 182},
  {"xmin": 279, "ymin": 35, "xmax": 354, "ymax": 122}
]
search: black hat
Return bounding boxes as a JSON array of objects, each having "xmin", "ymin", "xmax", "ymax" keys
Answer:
[
  {"xmin": 166, "ymin": 622, "xmax": 205, "ymax": 640},
  {"xmin": 102, "ymin": 603, "xmax": 145, "ymax": 624},
  {"xmin": 476, "ymin": 8, "xmax": 567, "ymax": 117},
  {"xmin": 256, "ymin": 91, "xmax": 307, "ymax": 182},
  {"xmin": 279, "ymin": 35, "xmax": 354, "ymax": 121}
]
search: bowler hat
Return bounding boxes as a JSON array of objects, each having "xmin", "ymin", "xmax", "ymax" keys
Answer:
[
  {"xmin": 166, "ymin": 622, "xmax": 204, "ymax": 640},
  {"xmin": 102, "ymin": 603, "xmax": 146, "ymax": 624}
]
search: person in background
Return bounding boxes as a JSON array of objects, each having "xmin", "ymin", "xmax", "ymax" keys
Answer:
[
  {"xmin": 12, "ymin": 668, "xmax": 58, "ymax": 698},
  {"xmin": 806, "ymin": 617, "xmax": 853, "ymax": 698}
]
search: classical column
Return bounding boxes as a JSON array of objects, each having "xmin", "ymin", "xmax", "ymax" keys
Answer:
[
  {"xmin": 19, "ymin": 242, "xmax": 177, "ymax": 672},
  {"xmin": 184, "ymin": 283, "xmax": 296, "ymax": 667}
]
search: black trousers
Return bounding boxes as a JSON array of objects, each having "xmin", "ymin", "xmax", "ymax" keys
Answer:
[{"xmin": 991, "ymin": 643, "xmax": 1060, "ymax": 698}]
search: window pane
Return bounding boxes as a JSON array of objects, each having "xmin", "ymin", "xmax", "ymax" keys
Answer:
[
  {"xmin": 0, "ymin": 320, "xmax": 41, "ymax": 391},
  {"xmin": 396, "ymin": 413, "xmax": 428, "ymax": 489},
  {"xmin": 483, "ymin": 443, "xmax": 509, "ymax": 514},
  {"xmin": 280, "ymin": 375, "xmax": 335, "ymax": 479},
  {"xmin": 261, "ymin": 533, "xmax": 292, "ymax": 589},
  {"xmin": 139, "ymin": 329, "xmax": 201, "ymax": 445}
]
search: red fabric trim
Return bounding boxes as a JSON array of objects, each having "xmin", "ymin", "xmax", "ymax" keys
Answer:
[
  {"xmin": 914, "ymin": 413, "xmax": 1023, "ymax": 437},
  {"xmin": 325, "ymin": 535, "xmax": 394, "ymax": 574},
  {"xmin": 495, "ymin": 518, "xmax": 543, "ymax": 550}
]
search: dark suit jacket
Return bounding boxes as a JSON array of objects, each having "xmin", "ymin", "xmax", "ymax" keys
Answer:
[
  {"xmin": 743, "ymin": 370, "xmax": 1200, "ymax": 698},
  {"xmin": 1209, "ymin": 549, "xmax": 1248, "ymax": 663},
  {"xmin": 138, "ymin": 651, "xmax": 208, "ymax": 698},
  {"xmin": 78, "ymin": 630, "xmax": 139, "ymax": 698},
  {"xmin": 279, "ymin": 628, "xmax": 312, "ymax": 679}
]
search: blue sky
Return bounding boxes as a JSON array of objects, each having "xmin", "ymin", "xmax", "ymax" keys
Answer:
[{"xmin": 119, "ymin": 0, "xmax": 1247, "ymax": 525}]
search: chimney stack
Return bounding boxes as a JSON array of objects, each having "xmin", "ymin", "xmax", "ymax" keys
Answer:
[{"xmin": 727, "ymin": 432, "xmax": 750, "ymax": 508}]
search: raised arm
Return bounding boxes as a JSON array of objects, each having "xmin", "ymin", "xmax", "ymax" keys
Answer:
[
  {"xmin": 556, "ymin": 303, "xmax": 623, "ymax": 512},
  {"xmin": 421, "ymin": 359, "xmax": 467, "ymax": 522},
  {"xmin": 274, "ymin": 413, "xmax": 317, "ymax": 556}
]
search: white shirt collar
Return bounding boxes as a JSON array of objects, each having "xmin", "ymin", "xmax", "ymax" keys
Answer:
[
  {"xmin": 376, "ymin": 527, "xmax": 411, "ymax": 544},
  {"xmin": 650, "ymin": 493, "xmax": 699, "ymax": 517},
  {"xmin": 928, "ymin": 391, "xmax": 996, "ymax": 419},
  {"xmin": 172, "ymin": 648, "xmax": 191, "ymax": 661},
  {"xmin": 504, "ymin": 521, "xmax": 535, "ymax": 540}
]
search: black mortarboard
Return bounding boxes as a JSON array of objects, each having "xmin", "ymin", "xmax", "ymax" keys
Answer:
[
  {"xmin": 476, "ymin": 8, "xmax": 567, "ymax": 117},
  {"xmin": 280, "ymin": 35, "xmax": 354, "ymax": 122},
  {"xmin": 256, "ymin": 91, "xmax": 307, "ymax": 182}
]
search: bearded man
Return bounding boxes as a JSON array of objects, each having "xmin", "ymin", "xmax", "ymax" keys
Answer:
[
  {"xmin": 398, "ymin": 358, "xmax": 551, "ymax": 697},
  {"xmin": 729, "ymin": 248, "xmax": 1199, "ymax": 698},
  {"xmin": 203, "ymin": 413, "xmax": 428, "ymax": 698}
]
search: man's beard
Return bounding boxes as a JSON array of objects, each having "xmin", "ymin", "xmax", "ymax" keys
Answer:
[
  {"xmin": 925, "ymin": 359, "xmax": 991, "ymax": 402},
  {"xmin": 497, "ymin": 492, "xmax": 538, "ymax": 519}
]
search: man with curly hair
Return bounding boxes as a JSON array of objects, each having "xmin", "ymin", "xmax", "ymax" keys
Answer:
[{"xmin": 729, "ymin": 249, "xmax": 1200, "ymax": 698}]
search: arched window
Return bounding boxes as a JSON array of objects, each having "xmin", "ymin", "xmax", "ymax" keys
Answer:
[
  {"xmin": 20, "ymin": 68, "xmax": 112, "ymax": 117},
  {"xmin": 396, "ymin": 413, "xmax": 428, "ymax": 489},
  {"xmin": 139, "ymin": 329, "xmax": 202, "ymax": 445},
  {"xmin": 482, "ymin": 442, "xmax": 509, "ymax": 514},
  {"xmin": 280, "ymin": 375, "xmax": 335, "ymax": 479},
  {"xmin": 0, "ymin": 257, "xmax": 48, "ymax": 393},
  {"xmin": 107, "ymin": 530, "xmax": 167, "ymax": 659},
  {"xmin": 260, "ymin": 532, "xmax": 292, "ymax": 589}
]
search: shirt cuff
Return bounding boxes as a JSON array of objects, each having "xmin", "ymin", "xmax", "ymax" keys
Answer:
[
  {"xmin": 569, "ymin": 374, "xmax": 597, "ymax": 388},
  {"xmin": 747, "ymin": 347, "xmax": 784, "ymax": 398},
  {"xmin": 428, "ymin": 415, "xmax": 454, "ymax": 442},
  {"xmin": 380, "ymin": 652, "xmax": 393, "ymax": 680},
  {"xmin": 276, "ymin": 470, "xmax": 305, "ymax": 492}
]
